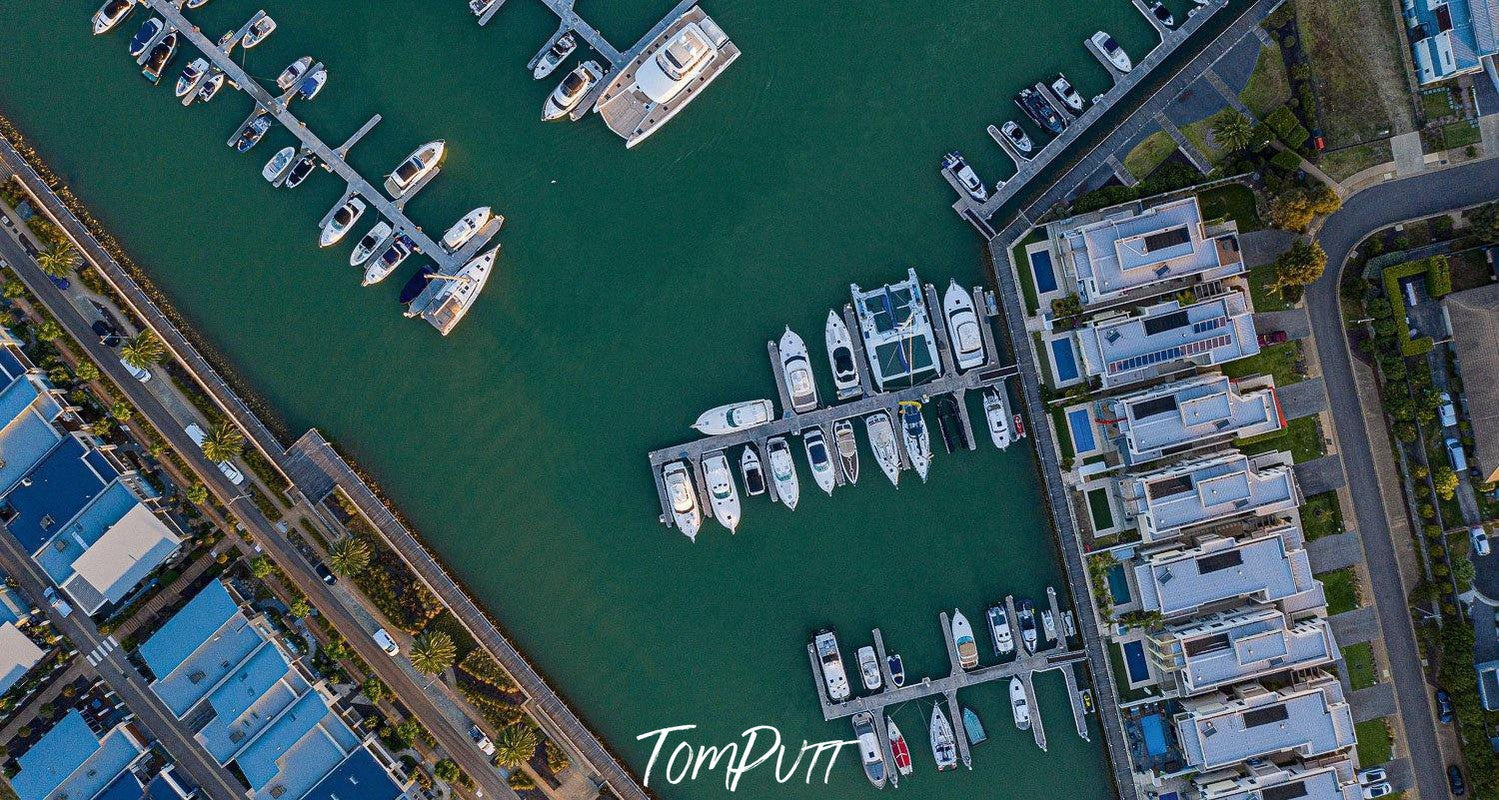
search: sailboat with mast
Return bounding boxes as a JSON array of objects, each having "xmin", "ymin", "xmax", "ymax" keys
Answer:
[{"xmin": 403, "ymin": 247, "xmax": 499, "ymax": 335}]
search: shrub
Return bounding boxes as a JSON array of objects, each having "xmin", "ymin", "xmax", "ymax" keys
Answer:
[
  {"xmin": 1270, "ymin": 148, "xmax": 1303, "ymax": 172},
  {"xmin": 1266, "ymin": 106, "xmax": 1301, "ymax": 139},
  {"xmin": 1428, "ymin": 254, "xmax": 1452, "ymax": 296}
]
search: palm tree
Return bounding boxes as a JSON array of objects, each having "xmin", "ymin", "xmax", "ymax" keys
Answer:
[
  {"xmin": 200, "ymin": 421, "xmax": 245, "ymax": 463},
  {"xmin": 492, "ymin": 724, "xmax": 539, "ymax": 770},
  {"xmin": 327, "ymin": 536, "xmax": 372, "ymax": 576},
  {"xmin": 409, "ymin": 631, "xmax": 457, "ymax": 676},
  {"xmin": 35, "ymin": 243, "xmax": 80, "ymax": 278},
  {"xmin": 1211, "ymin": 111, "xmax": 1254, "ymax": 153},
  {"xmin": 120, "ymin": 331, "xmax": 164, "ymax": 370}
]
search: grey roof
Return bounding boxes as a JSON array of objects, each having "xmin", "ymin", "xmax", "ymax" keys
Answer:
[
  {"xmin": 1057, "ymin": 197, "xmax": 1245, "ymax": 304},
  {"xmin": 1151, "ymin": 606, "xmax": 1337, "ymax": 694},
  {"xmin": 1110, "ymin": 374, "xmax": 1282, "ymax": 465},
  {"xmin": 1176, "ymin": 679, "xmax": 1356, "ymax": 771},
  {"xmin": 1444, "ymin": 284, "xmax": 1499, "ymax": 483},
  {"xmin": 61, "ymin": 503, "xmax": 181, "ymax": 614},
  {"xmin": 1134, "ymin": 528, "xmax": 1319, "ymax": 616},
  {"xmin": 1196, "ymin": 760, "xmax": 1360, "ymax": 800},
  {"xmin": 1125, "ymin": 452, "xmax": 1300, "ymax": 540},
  {"xmin": 1076, "ymin": 293, "xmax": 1259, "ymax": 388},
  {"xmin": 0, "ymin": 622, "xmax": 44, "ymax": 696}
]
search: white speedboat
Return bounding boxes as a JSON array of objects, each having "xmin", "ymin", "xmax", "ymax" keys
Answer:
[
  {"xmin": 1000, "ymin": 121, "xmax": 1033, "ymax": 154},
  {"xmin": 533, "ymin": 33, "xmax": 577, "ymax": 80},
  {"xmin": 1148, "ymin": 1, "xmax": 1176, "ymax": 27},
  {"xmin": 987, "ymin": 605, "xmax": 1014, "ymax": 657},
  {"xmin": 814, "ymin": 630, "xmax": 850, "ymax": 702},
  {"xmin": 739, "ymin": 445, "xmax": 766, "ymax": 497},
  {"xmin": 943, "ymin": 279, "xmax": 985, "ymax": 371},
  {"xmin": 93, "ymin": 0, "xmax": 135, "ymax": 36},
  {"xmin": 442, "ymin": 206, "xmax": 493, "ymax": 252},
  {"xmin": 1092, "ymin": 31, "xmax": 1132, "ymax": 73},
  {"xmin": 692, "ymin": 399, "xmax": 774, "ymax": 435},
  {"xmin": 703, "ymin": 452, "xmax": 740, "ymax": 533},
  {"xmin": 983, "ymin": 390, "xmax": 1011, "ymax": 450},
  {"xmin": 1018, "ymin": 599, "xmax": 1038, "ymax": 655},
  {"xmin": 196, "ymin": 71, "xmax": 225, "ymax": 103},
  {"xmin": 384, "ymin": 140, "xmax": 445, "ymax": 198},
  {"xmin": 1010, "ymin": 676, "xmax": 1031, "ymax": 730},
  {"xmin": 174, "ymin": 58, "xmax": 208, "ymax": 99},
  {"xmin": 409, "ymin": 247, "xmax": 500, "ymax": 336},
  {"xmin": 824, "ymin": 310, "xmax": 860, "ymax": 400},
  {"xmin": 663, "ymin": 461, "xmax": 701, "ymax": 541},
  {"xmin": 543, "ymin": 60, "xmax": 603, "ymax": 120},
  {"xmin": 128, "ymin": 18, "xmax": 161, "ymax": 58},
  {"xmin": 803, "ymin": 427, "xmax": 836, "ymax": 497},
  {"xmin": 952, "ymin": 609, "xmax": 979, "ymax": 670},
  {"xmin": 275, "ymin": 56, "xmax": 312, "ymax": 91},
  {"xmin": 1050, "ymin": 73, "xmax": 1085, "ymax": 112},
  {"xmin": 866, "ymin": 412, "xmax": 900, "ymax": 488},
  {"xmin": 833, "ymin": 420, "xmax": 859, "ymax": 485},
  {"xmin": 942, "ymin": 151, "xmax": 987, "ymax": 202},
  {"xmin": 767, "ymin": 437, "xmax": 799, "ymax": 510},
  {"xmin": 262, "ymin": 146, "xmax": 296, "ymax": 183},
  {"xmin": 319, "ymin": 197, "xmax": 367, "ymax": 248},
  {"xmin": 897, "ymin": 401, "xmax": 931, "ymax": 482},
  {"xmin": 186, "ymin": 0, "xmax": 210, "ymax": 7},
  {"xmin": 469, "ymin": 0, "xmax": 501, "ymax": 17},
  {"xmin": 930, "ymin": 706, "xmax": 957, "ymax": 771},
  {"xmin": 363, "ymin": 236, "xmax": 413, "ymax": 286},
  {"xmin": 853, "ymin": 712, "xmax": 887, "ymax": 789},
  {"xmin": 887, "ymin": 717, "xmax": 913, "ymax": 777},
  {"xmin": 856, "ymin": 646, "xmax": 882, "ymax": 692},
  {"xmin": 350, "ymin": 221, "xmax": 391, "ymax": 266},
  {"xmin": 779, "ymin": 327, "xmax": 819, "ymax": 413},
  {"xmin": 241, "ymin": 15, "xmax": 276, "ymax": 49},
  {"xmin": 1042, "ymin": 609, "xmax": 1058, "ymax": 645}
]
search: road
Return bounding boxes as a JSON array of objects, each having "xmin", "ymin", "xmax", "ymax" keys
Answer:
[
  {"xmin": 1306, "ymin": 157, "xmax": 1499, "ymax": 800},
  {"xmin": 0, "ymin": 230, "xmax": 519, "ymax": 800},
  {"xmin": 0, "ymin": 529, "xmax": 246, "ymax": 800}
]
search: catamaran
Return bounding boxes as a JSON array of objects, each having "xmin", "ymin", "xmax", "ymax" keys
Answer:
[
  {"xmin": 833, "ymin": 420, "xmax": 859, "ymax": 485},
  {"xmin": 943, "ymin": 280, "xmax": 985, "ymax": 371},
  {"xmin": 779, "ymin": 327, "xmax": 819, "ymax": 413},
  {"xmin": 952, "ymin": 609, "xmax": 979, "ymax": 669},
  {"xmin": 886, "ymin": 717, "xmax": 913, "ymax": 777},
  {"xmin": 987, "ymin": 604, "xmax": 1014, "ymax": 657},
  {"xmin": 898, "ymin": 401, "xmax": 931, "ymax": 482},
  {"xmin": 663, "ymin": 461, "xmax": 700, "ymax": 541},
  {"xmin": 1010, "ymin": 677, "xmax": 1031, "ymax": 730},
  {"xmin": 803, "ymin": 427, "xmax": 836, "ymax": 497},
  {"xmin": 853, "ymin": 712, "xmax": 887, "ymax": 789},
  {"xmin": 857, "ymin": 646, "xmax": 882, "ymax": 692},
  {"xmin": 825, "ymin": 310, "xmax": 861, "ymax": 399},
  {"xmin": 930, "ymin": 706, "xmax": 957, "ymax": 771},
  {"xmin": 703, "ymin": 452, "xmax": 740, "ymax": 533},
  {"xmin": 692, "ymin": 399, "xmax": 774, "ymax": 435},
  {"xmin": 814, "ymin": 630, "xmax": 850, "ymax": 702},
  {"xmin": 866, "ymin": 412, "xmax": 901, "ymax": 487},
  {"xmin": 739, "ymin": 445, "xmax": 766, "ymax": 497},
  {"xmin": 983, "ymin": 390, "xmax": 1012, "ymax": 450},
  {"xmin": 767, "ymin": 437, "xmax": 799, "ymax": 510}
]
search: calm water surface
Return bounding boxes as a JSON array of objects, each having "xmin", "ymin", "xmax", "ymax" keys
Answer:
[{"xmin": 1, "ymin": 1, "xmax": 1173, "ymax": 796}]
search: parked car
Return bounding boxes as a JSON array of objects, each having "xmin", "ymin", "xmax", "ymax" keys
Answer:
[
  {"xmin": 91, "ymin": 320, "xmax": 121, "ymax": 347},
  {"xmin": 468, "ymin": 724, "xmax": 496, "ymax": 756},
  {"xmin": 373, "ymin": 627, "xmax": 400, "ymax": 656},
  {"xmin": 1436, "ymin": 688, "xmax": 1455, "ymax": 723},
  {"xmin": 1359, "ymin": 768, "xmax": 1388, "ymax": 786},
  {"xmin": 184, "ymin": 422, "xmax": 246, "ymax": 485},
  {"xmin": 1472, "ymin": 526, "xmax": 1491, "ymax": 558},
  {"xmin": 1449, "ymin": 765, "xmax": 1466, "ymax": 796},
  {"xmin": 1362, "ymin": 783, "xmax": 1393, "ymax": 799},
  {"xmin": 1447, "ymin": 437, "xmax": 1468, "ymax": 472},
  {"xmin": 1439, "ymin": 392, "xmax": 1458, "ymax": 428},
  {"xmin": 119, "ymin": 357, "xmax": 151, "ymax": 383},
  {"xmin": 1257, "ymin": 330, "xmax": 1289, "ymax": 346},
  {"xmin": 42, "ymin": 587, "xmax": 73, "ymax": 617},
  {"xmin": 314, "ymin": 562, "xmax": 336, "ymax": 585}
]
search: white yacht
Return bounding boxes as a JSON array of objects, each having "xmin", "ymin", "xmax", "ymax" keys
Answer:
[
  {"xmin": 897, "ymin": 401, "xmax": 931, "ymax": 482},
  {"xmin": 767, "ymin": 437, "xmax": 799, "ymax": 510},
  {"xmin": 363, "ymin": 236, "xmax": 412, "ymax": 286},
  {"xmin": 407, "ymin": 246, "xmax": 500, "ymax": 336},
  {"xmin": 943, "ymin": 279, "xmax": 985, "ymax": 371},
  {"xmin": 275, "ymin": 56, "xmax": 313, "ymax": 91},
  {"xmin": 691, "ymin": 399, "xmax": 774, "ymax": 435},
  {"xmin": 93, "ymin": 0, "xmax": 135, "ymax": 35},
  {"xmin": 824, "ymin": 310, "xmax": 860, "ymax": 400},
  {"xmin": 533, "ymin": 33, "xmax": 577, "ymax": 80},
  {"xmin": 319, "ymin": 197, "xmax": 366, "ymax": 248},
  {"xmin": 174, "ymin": 58, "xmax": 208, "ymax": 98},
  {"xmin": 865, "ymin": 412, "xmax": 901, "ymax": 488},
  {"xmin": 262, "ymin": 147, "xmax": 296, "ymax": 183},
  {"xmin": 814, "ymin": 630, "xmax": 850, "ymax": 702},
  {"xmin": 987, "ymin": 605, "xmax": 1014, "ymax": 657},
  {"xmin": 983, "ymin": 390, "xmax": 1011, "ymax": 450},
  {"xmin": 1148, "ymin": 1, "xmax": 1176, "ymax": 27},
  {"xmin": 196, "ymin": 72, "xmax": 225, "ymax": 103},
  {"xmin": 350, "ymin": 221, "xmax": 391, "ymax": 266},
  {"xmin": 1018, "ymin": 599, "xmax": 1038, "ymax": 654},
  {"xmin": 469, "ymin": 0, "xmax": 501, "ymax": 17},
  {"xmin": 543, "ymin": 60, "xmax": 603, "ymax": 121},
  {"xmin": 385, "ymin": 141, "xmax": 445, "ymax": 198},
  {"xmin": 833, "ymin": 420, "xmax": 859, "ymax": 485},
  {"xmin": 594, "ymin": 10, "xmax": 738, "ymax": 147},
  {"xmin": 952, "ymin": 609, "xmax": 979, "ymax": 669},
  {"xmin": 856, "ymin": 646, "xmax": 882, "ymax": 692},
  {"xmin": 702, "ymin": 452, "xmax": 740, "ymax": 533},
  {"xmin": 1010, "ymin": 677, "xmax": 1031, "ymax": 730},
  {"xmin": 778, "ymin": 327, "xmax": 819, "ymax": 413},
  {"xmin": 739, "ymin": 445, "xmax": 766, "ymax": 497},
  {"xmin": 853, "ymin": 712, "xmax": 887, "ymax": 789},
  {"xmin": 1000, "ymin": 120, "xmax": 1033, "ymax": 154},
  {"xmin": 1092, "ymin": 31, "xmax": 1132, "ymax": 73},
  {"xmin": 1050, "ymin": 73, "xmax": 1085, "ymax": 112},
  {"xmin": 663, "ymin": 461, "xmax": 701, "ymax": 541},
  {"xmin": 942, "ymin": 151, "xmax": 987, "ymax": 202},
  {"xmin": 803, "ymin": 427, "xmax": 836, "ymax": 497},
  {"xmin": 442, "ymin": 206, "xmax": 493, "ymax": 252},
  {"xmin": 930, "ymin": 706, "xmax": 957, "ymax": 771},
  {"xmin": 241, "ymin": 15, "xmax": 276, "ymax": 49}
]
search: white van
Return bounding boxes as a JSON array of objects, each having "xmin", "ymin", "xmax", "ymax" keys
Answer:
[
  {"xmin": 184, "ymin": 422, "xmax": 247, "ymax": 485},
  {"xmin": 373, "ymin": 628, "xmax": 400, "ymax": 656}
]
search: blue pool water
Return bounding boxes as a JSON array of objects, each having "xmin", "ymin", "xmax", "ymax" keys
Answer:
[
  {"xmin": 1066, "ymin": 408, "xmax": 1097, "ymax": 453},
  {"xmin": 1141, "ymin": 714, "xmax": 1169, "ymax": 757},
  {"xmin": 1121, "ymin": 641, "xmax": 1150, "ymax": 683},
  {"xmin": 1106, "ymin": 564, "xmax": 1132, "ymax": 605},
  {"xmin": 1050, "ymin": 338, "xmax": 1080, "ymax": 383},
  {"xmin": 1029, "ymin": 249, "xmax": 1058, "ymax": 293}
]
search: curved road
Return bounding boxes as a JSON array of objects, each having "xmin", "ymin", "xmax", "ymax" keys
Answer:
[{"xmin": 1307, "ymin": 157, "xmax": 1499, "ymax": 800}]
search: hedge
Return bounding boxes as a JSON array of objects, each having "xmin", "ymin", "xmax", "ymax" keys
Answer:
[
  {"xmin": 1265, "ymin": 106, "xmax": 1300, "ymax": 139},
  {"xmin": 1270, "ymin": 148, "xmax": 1303, "ymax": 172},
  {"xmin": 1381, "ymin": 256, "xmax": 1445, "ymax": 355},
  {"xmin": 1428, "ymin": 254, "xmax": 1452, "ymax": 296}
]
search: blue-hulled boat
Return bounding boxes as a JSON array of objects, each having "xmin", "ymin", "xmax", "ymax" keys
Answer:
[{"xmin": 962, "ymin": 707, "xmax": 987, "ymax": 745}]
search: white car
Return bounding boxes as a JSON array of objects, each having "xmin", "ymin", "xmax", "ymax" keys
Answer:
[
  {"xmin": 1358, "ymin": 768, "xmax": 1387, "ymax": 786},
  {"xmin": 43, "ymin": 587, "xmax": 73, "ymax": 617},
  {"xmin": 1439, "ymin": 392, "xmax": 1458, "ymax": 428},
  {"xmin": 1362, "ymin": 782, "xmax": 1392, "ymax": 799},
  {"xmin": 469, "ymin": 724, "xmax": 496, "ymax": 756},
  {"xmin": 119, "ymin": 358, "xmax": 151, "ymax": 383},
  {"xmin": 184, "ymin": 422, "xmax": 246, "ymax": 486},
  {"xmin": 373, "ymin": 627, "xmax": 400, "ymax": 656},
  {"xmin": 1472, "ymin": 526, "xmax": 1491, "ymax": 557}
]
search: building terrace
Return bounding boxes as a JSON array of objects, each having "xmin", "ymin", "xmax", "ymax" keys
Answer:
[
  {"xmin": 1146, "ymin": 605, "xmax": 1337, "ymax": 696},
  {"xmin": 1074, "ymin": 292, "xmax": 1259, "ymax": 390},
  {"xmin": 1403, "ymin": 0, "xmax": 1499, "ymax": 85},
  {"xmin": 1102, "ymin": 373, "xmax": 1283, "ymax": 466},
  {"xmin": 1132, "ymin": 525, "xmax": 1322, "ymax": 618},
  {"xmin": 1194, "ymin": 757, "xmax": 1362, "ymax": 800},
  {"xmin": 1118, "ymin": 451, "xmax": 1301, "ymax": 542},
  {"xmin": 1173, "ymin": 676, "xmax": 1356, "ymax": 773}
]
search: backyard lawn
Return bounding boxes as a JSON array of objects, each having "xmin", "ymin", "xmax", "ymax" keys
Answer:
[
  {"xmin": 1319, "ymin": 567, "xmax": 1361, "ymax": 615},
  {"xmin": 1319, "ymin": 140, "xmax": 1394, "ymax": 181},
  {"xmin": 1198, "ymin": 184, "xmax": 1262, "ymax": 232},
  {"xmin": 1222, "ymin": 341, "xmax": 1302, "ymax": 386},
  {"xmin": 1342, "ymin": 642, "xmax": 1377, "ymax": 690},
  {"xmin": 1124, "ymin": 131, "xmax": 1178, "ymax": 179},
  {"xmin": 1295, "ymin": 0, "xmax": 1414, "ymax": 146},
  {"xmin": 1247, "ymin": 263, "xmax": 1293, "ymax": 310},
  {"xmin": 1010, "ymin": 229, "xmax": 1046, "ymax": 315},
  {"xmin": 1241, "ymin": 43, "xmax": 1291, "ymax": 118},
  {"xmin": 1300, "ymin": 491, "xmax": 1345, "ymax": 540},
  {"xmin": 1237, "ymin": 416, "xmax": 1324, "ymax": 462},
  {"xmin": 1355, "ymin": 718, "xmax": 1393, "ymax": 766}
]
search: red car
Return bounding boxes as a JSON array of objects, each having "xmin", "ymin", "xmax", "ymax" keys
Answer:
[{"xmin": 1258, "ymin": 330, "xmax": 1289, "ymax": 346}]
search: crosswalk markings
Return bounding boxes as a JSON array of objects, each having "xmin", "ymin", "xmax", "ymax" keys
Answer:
[{"xmin": 85, "ymin": 635, "xmax": 118, "ymax": 666}]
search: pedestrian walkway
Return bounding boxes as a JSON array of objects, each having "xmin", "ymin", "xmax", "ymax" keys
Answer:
[
  {"xmin": 1392, "ymin": 132, "xmax": 1425, "ymax": 176},
  {"xmin": 1203, "ymin": 68, "xmax": 1255, "ymax": 119},
  {"xmin": 1154, "ymin": 112, "xmax": 1213, "ymax": 174}
]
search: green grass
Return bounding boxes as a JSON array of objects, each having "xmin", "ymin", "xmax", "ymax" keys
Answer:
[
  {"xmin": 1222, "ymin": 341, "xmax": 1302, "ymax": 386},
  {"xmin": 1319, "ymin": 567, "xmax": 1361, "ymax": 615},
  {"xmin": 1181, "ymin": 116, "xmax": 1227, "ymax": 165},
  {"xmin": 1123, "ymin": 131, "xmax": 1177, "ymax": 178},
  {"xmin": 1241, "ymin": 44, "xmax": 1291, "ymax": 118},
  {"xmin": 1087, "ymin": 488, "xmax": 1115, "ymax": 530},
  {"xmin": 1032, "ymin": 332, "xmax": 1053, "ymax": 392},
  {"xmin": 1051, "ymin": 406, "xmax": 1075, "ymax": 460},
  {"xmin": 1198, "ymin": 184, "xmax": 1262, "ymax": 232},
  {"xmin": 1319, "ymin": 141, "xmax": 1394, "ymax": 181},
  {"xmin": 1010, "ymin": 229, "xmax": 1047, "ymax": 315},
  {"xmin": 1355, "ymin": 718, "xmax": 1392, "ymax": 765},
  {"xmin": 1342, "ymin": 642, "xmax": 1377, "ymax": 689},
  {"xmin": 1247, "ymin": 263, "xmax": 1294, "ymax": 310},
  {"xmin": 1438, "ymin": 121, "xmax": 1481, "ymax": 150},
  {"xmin": 1237, "ymin": 416, "xmax": 1324, "ymax": 462},
  {"xmin": 1420, "ymin": 88, "xmax": 1456, "ymax": 120},
  {"xmin": 1300, "ymin": 491, "xmax": 1345, "ymax": 540}
]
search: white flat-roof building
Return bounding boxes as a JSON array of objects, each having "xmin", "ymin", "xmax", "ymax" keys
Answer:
[
  {"xmin": 1120, "ymin": 452, "xmax": 1300, "ymax": 542},
  {"xmin": 1075, "ymin": 293, "xmax": 1259, "ymax": 389},
  {"xmin": 1132, "ymin": 526, "xmax": 1323, "ymax": 618},
  {"xmin": 0, "ymin": 621, "xmax": 44, "ymax": 696},
  {"xmin": 1194, "ymin": 758, "xmax": 1362, "ymax": 800},
  {"xmin": 1174, "ymin": 677, "xmax": 1356, "ymax": 772},
  {"xmin": 1147, "ymin": 605, "xmax": 1337, "ymax": 696},
  {"xmin": 1104, "ymin": 374, "xmax": 1283, "ymax": 466}
]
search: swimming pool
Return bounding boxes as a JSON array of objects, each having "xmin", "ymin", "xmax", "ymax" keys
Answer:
[
  {"xmin": 1029, "ymin": 249, "xmax": 1058, "ymax": 293},
  {"xmin": 1106, "ymin": 563, "xmax": 1132, "ymax": 605},
  {"xmin": 1121, "ymin": 640, "xmax": 1150, "ymax": 684},
  {"xmin": 1050, "ymin": 338, "xmax": 1080, "ymax": 383},
  {"xmin": 1140, "ymin": 713, "xmax": 1169, "ymax": 757},
  {"xmin": 1066, "ymin": 408, "xmax": 1097, "ymax": 453}
]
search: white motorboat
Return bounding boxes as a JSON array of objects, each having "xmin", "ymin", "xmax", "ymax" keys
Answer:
[
  {"xmin": 702, "ymin": 452, "xmax": 740, "ymax": 533},
  {"xmin": 350, "ymin": 221, "xmax": 391, "ymax": 266},
  {"xmin": 866, "ymin": 412, "xmax": 900, "ymax": 488},
  {"xmin": 631, "ymin": 21, "xmax": 717, "ymax": 105},
  {"xmin": 384, "ymin": 140, "xmax": 445, "ymax": 198},
  {"xmin": 942, "ymin": 151, "xmax": 987, "ymax": 202},
  {"xmin": 407, "ymin": 246, "xmax": 500, "ymax": 336},
  {"xmin": 442, "ymin": 206, "xmax": 493, "ymax": 252},
  {"xmin": 856, "ymin": 646, "xmax": 882, "ymax": 692},
  {"xmin": 93, "ymin": 0, "xmax": 135, "ymax": 35},
  {"xmin": 930, "ymin": 706, "xmax": 957, "ymax": 771},
  {"xmin": 1042, "ymin": 609, "xmax": 1058, "ymax": 645},
  {"xmin": 739, "ymin": 445, "xmax": 766, "ymax": 497},
  {"xmin": 1010, "ymin": 676, "xmax": 1031, "ymax": 730},
  {"xmin": 128, "ymin": 18, "xmax": 161, "ymax": 58},
  {"xmin": 897, "ymin": 401, "xmax": 931, "ymax": 482},
  {"xmin": 469, "ymin": 0, "xmax": 501, "ymax": 17},
  {"xmin": 1000, "ymin": 120, "xmax": 1033, "ymax": 154},
  {"xmin": 1092, "ymin": 31, "xmax": 1132, "ymax": 73},
  {"xmin": 1148, "ymin": 1, "xmax": 1176, "ymax": 27},
  {"xmin": 542, "ymin": 60, "xmax": 603, "ymax": 121},
  {"xmin": 943, "ymin": 279, "xmax": 985, "ymax": 371},
  {"xmin": 594, "ymin": 14, "xmax": 735, "ymax": 147},
  {"xmin": 275, "ymin": 56, "xmax": 312, "ymax": 91},
  {"xmin": 319, "ymin": 197, "xmax": 367, "ymax": 248},
  {"xmin": 833, "ymin": 420, "xmax": 859, "ymax": 485},
  {"xmin": 692, "ymin": 399, "xmax": 774, "ymax": 435},
  {"xmin": 262, "ymin": 147, "xmax": 296, "ymax": 183},
  {"xmin": 852, "ymin": 712, "xmax": 887, "ymax": 789},
  {"xmin": 196, "ymin": 72, "xmax": 225, "ymax": 103},
  {"xmin": 983, "ymin": 390, "xmax": 1011, "ymax": 450},
  {"xmin": 140, "ymin": 32, "xmax": 178, "ymax": 85},
  {"xmin": 987, "ymin": 605, "xmax": 1014, "ymax": 657},
  {"xmin": 533, "ymin": 33, "xmax": 577, "ymax": 80},
  {"xmin": 803, "ymin": 427, "xmax": 836, "ymax": 497},
  {"xmin": 186, "ymin": 0, "xmax": 210, "ymax": 7},
  {"xmin": 174, "ymin": 58, "xmax": 208, "ymax": 98},
  {"xmin": 363, "ymin": 235, "xmax": 413, "ymax": 286},
  {"xmin": 824, "ymin": 310, "xmax": 860, "ymax": 400},
  {"xmin": 767, "ymin": 437, "xmax": 799, "ymax": 510},
  {"xmin": 779, "ymin": 327, "xmax": 819, "ymax": 413},
  {"xmin": 663, "ymin": 461, "xmax": 701, "ymax": 541},
  {"xmin": 241, "ymin": 15, "xmax": 276, "ymax": 49},
  {"xmin": 1050, "ymin": 73, "xmax": 1086, "ymax": 113},
  {"xmin": 952, "ymin": 609, "xmax": 979, "ymax": 670},
  {"xmin": 886, "ymin": 717, "xmax": 913, "ymax": 777},
  {"xmin": 814, "ymin": 630, "xmax": 850, "ymax": 702},
  {"xmin": 1019, "ymin": 599, "xmax": 1038, "ymax": 654}
]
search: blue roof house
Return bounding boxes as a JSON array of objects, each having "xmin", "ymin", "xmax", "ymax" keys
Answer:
[
  {"xmin": 9, "ymin": 710, "xmax": 164, "ymax": 800},
  {"xmin": 1403, "ymin": 0, "xmax": 1499, "ymax": 85}
]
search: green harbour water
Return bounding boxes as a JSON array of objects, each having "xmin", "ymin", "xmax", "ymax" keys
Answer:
[{"xmin": 2, "ymin": 1, "xmax": 1176, "ymax": 796}]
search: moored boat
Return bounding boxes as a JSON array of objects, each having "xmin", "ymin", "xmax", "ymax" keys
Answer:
[
  {"xmin": 296, "ymin": 66, "xmax": 328, "ymax": 100},
  {"xmin": 1015, "ymin": 87, "xmax": 1065, "ymax": 136},
  {"xmin": 140, "ymin": 32, "xmax": 177, "ymax": 84},
  {"xmin": 241, "ymin": 15, "xmax": 276, "ymax": 49},
  {"xmin": 469, "ymin": 0, "xmax": 501, "ymax": 17},
  {"xmin": 853, "ymin": 712, "xmax": 886, "ymax": 789},
  {"xmin": 1018, "ymin": 599, "xmax": 1038, "ymax": 654},
  {"xmin": 814, "ymin": 630, "xmax": 850, "ymax": 702},
  {"xmin": 952, "ymin": 609, "xmax": 978, "ymax": 669},
  {"xmin": 281, "ymin": 154, "xmax": 317, "ymax": 189},
  {"xmin": 866, "ymin": 412, "xmax": 900, "ymax": 488},
  {"xmin": 930, "ymin": 706, "xmax": 957, "ymax": 771},
  {"xmin": 739, "ymin": 445, "xmax": 766, "ymax": 497},
  {"xmin": 262, "ymin": 146, "xmax": 296, "ymax": 183},
  {"xmin": 886, "ymin": 717, "xmax": 913, "ymax": 776},
  {"xmin": 384, "ymin": 140, "xmax": 445, "ymax": 198},
  {"xmin": 833, "ymin": 420, "xmax": 859, "ymax": 485},
  {"xmin": 275, "ymin": 56, "xmax": 313, "ymax": 91},
  {"xmin": 1000, "ymin": 120, "xmax": 1033, "ymax": 154},
  {"xmin": 1042, "ymin": 608, "xmax": 1058, "ymax": 645},
  {"xmin": 824, "ymin": 310, "xmax": 860, "ymax": 400},
  {"xmin": 663, "ymin": 461, "xmax": 701, "ymax": 541},
  {"xmin": 174, "ymin": 58, "xmax": 208, "ymax": 98},
  {"xmin": 943, "ymin": 279, "xmax": 985, "ymax": 371},
  {"xmin": 196, "ymin": 71, "xmax": 225, "ymax": 103},
  {"xmin": 778, "ymin": 327, "xmax": 819, "ymax": 413},
  {"xmin": 856, "ymin": 646, "xmax": 882, "ymax": 692},
  {"xmin": 533, "ymin": 33, "xmax": 577, "ymax": 80},
  {"xmin": 128, "ymin": 17, "xmax": 162, "ymax": 58},
  {"xmin": 1149, "ymin": 1, "xmax": 1176, "ymax": 27},
  {"xmin": 350, "ymin": 221, "xmax": 391, "ymax": 266},
  {"xmin": 233, "ymin": 112, "xmax": 272, "ymax": 153},
  {"xmin": 803, "ymin": 427, "xmax": 836, "ymax": 497},
  {"xmin": 93, "ymin": 0, "xmax": 135, "ymax": 36},
  {"xmin": 1050, "ymin": 73, "xmax": 1085, "ymax": 112},
  {"xmin": 1010, "ymin": 676, "xmax": 1031, "ymax": 730},
  {"xmin": 397, "ymin": 266, "xmax": 436, "ymax": 305},
  {"xmin": 987, "ymin": 605, "xmax": 1014, "ymax": 657},
  {"xmin": 767, "ymin": 437, "xmax": 798, "ymax": 510},
  {"xmin": 319, "ymin": 197, "xmax": 367, "ymax": 248},
  {"xmin": 702, "ymin": 452, "xmax": 740, "ymax": 533},
  {"xmin": 543, "ymin": 60, "xmax": 603, "ymax": 120},
  {"xmin": 363, "ymin": 235, "xmax": 413, "ymax": 286},
  {"xmin": 984, "ymin": 390, "xmax": 1012, "ymax": 450},
  {"xmin": 941, "ymin": 151, "xmax": 986, "ymax": 202},
  {"xmin": 962, "ymin": 707, "xmax": 987, "ymax": 746},
  {"xmin": 886, "ymin": 654, "xmax": 905, "ymax": 687},
  {"xmin": 442, "ymin": 206, "xmax": 493, "ymax": 252},
  {"xmin": 897, "ymin": 401, "xmax": 931, "ymax": 482},
  {"xmin": 1092, "ymin": 31, "xmax": 1132, "ymax": 72},
  {"xmin": 408, "ymin": 247, "xmax": 500, "ymax": 335},
  {"xmin": 692, "ymin": 399, "xmax": 774, "ymax": 435}
]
